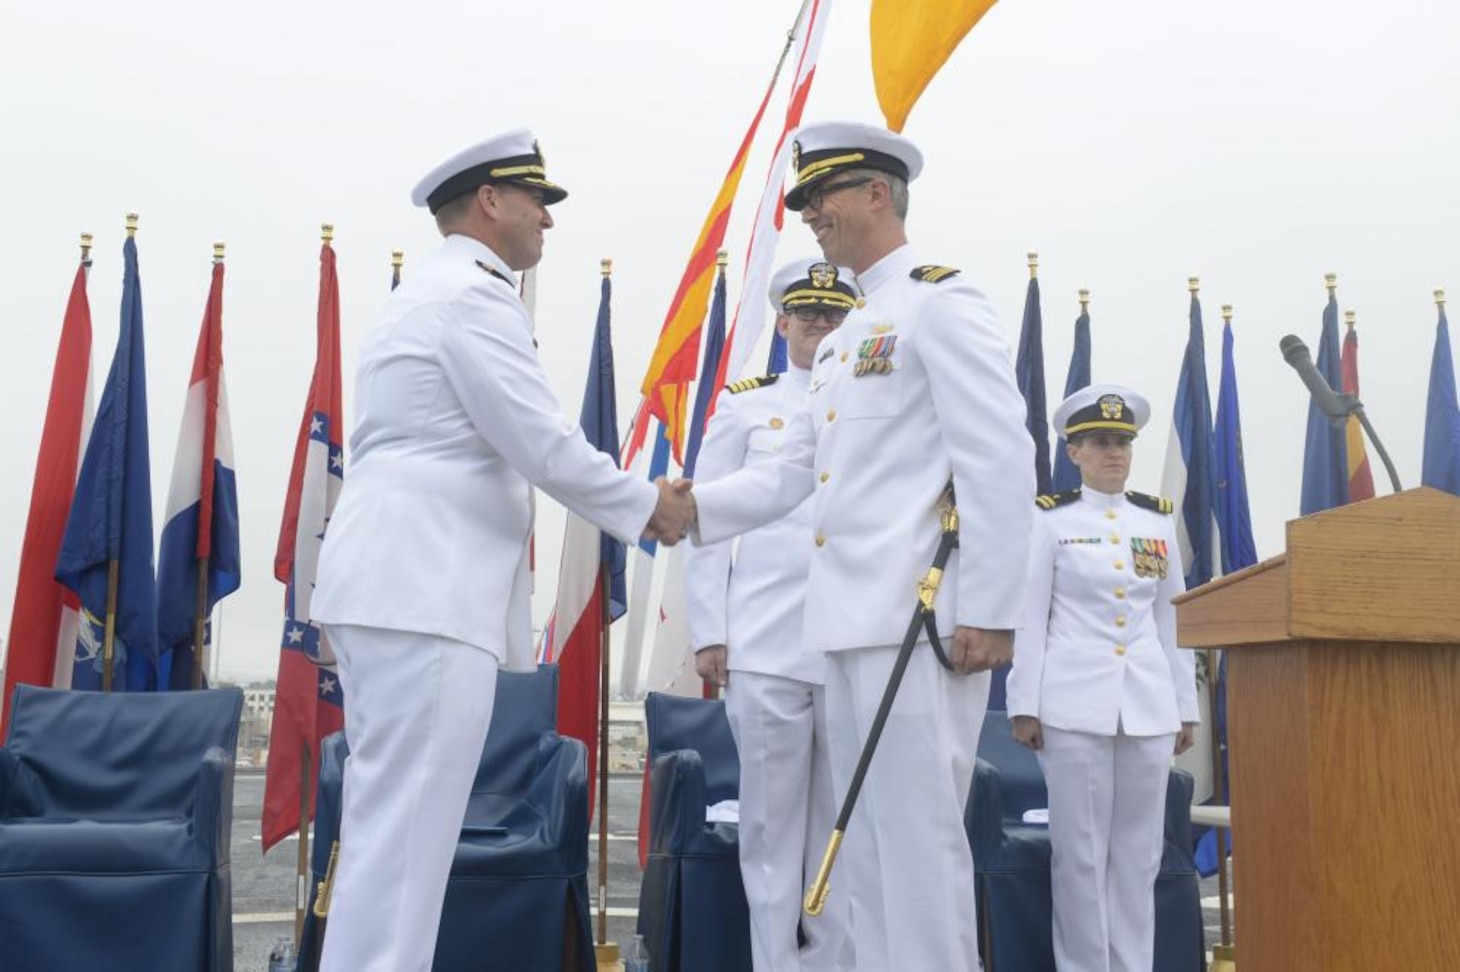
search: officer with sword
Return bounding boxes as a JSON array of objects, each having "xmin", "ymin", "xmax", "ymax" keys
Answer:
[{"xmin": 685, "ymin": 120, "xmax": 1034, "ymax": 970}]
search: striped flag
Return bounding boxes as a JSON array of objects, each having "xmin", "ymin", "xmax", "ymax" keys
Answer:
[
  {"xmin": 870, "ymin": 0, "xmax": 1001, "ymax": 131},
  {"xmin": 1299, "ymin": 278, "xmax": 1349, "ymax": 514},
  {"xmin": 546, "ymin": 268, "xmax": 626, "ymax": 806},
  {"xmin": 1, "ymin": 245, "xmax": 93, "ymax": 734},
  {"xmin": 156, "ymin": 253, "xmax": 241, "ymax": 690},
  {"xmin": 261, "ymin": 236, "xmax": 347, "ymax": 851},
  {"xmin": 1340, "ymin": 313, "xmax": 1375, "ymax": 501}
]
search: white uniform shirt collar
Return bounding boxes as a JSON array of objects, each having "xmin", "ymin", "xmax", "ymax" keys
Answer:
[
  {"xmin": 786, "ymin": 363, "xmax": 813, "ymax": 389},
  {"xmin": 443, "ymin": 233, "xmax": 516, "ymax": 281},
  {"xmin": 1079, "ymin": 485, "xmax": 1127, "ymax": 511},
  {"xmin": 853, "ymin": 243, "xmax": 917, "ymax": 297}
]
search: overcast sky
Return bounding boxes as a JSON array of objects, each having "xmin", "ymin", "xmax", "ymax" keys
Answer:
[{"xmin": 2, "ymin": 0, "xmax": 1457, "ymax": 683}]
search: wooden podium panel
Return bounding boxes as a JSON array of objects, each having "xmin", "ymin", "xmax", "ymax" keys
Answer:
[{"xmin": 1175, "ymin": 489, "xmax": 1460, "ymax": 971}]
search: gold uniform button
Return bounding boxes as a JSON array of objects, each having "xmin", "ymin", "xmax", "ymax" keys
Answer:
[
  {"xmin": 815, "ymin": 535, "xmax": 827, "ymax": 548},
  {"xmin": 1109, "ymin": 535, "xmax": 1121, "ymax": 544},
  {"xmin": 1104, "ymin": 509, "xmax": 1117, "ymax": 520},
  {"xmin": 840, "ymin": 351, "xmax": 849, "ymax": 363},
  {"xmin": 1115, "ymin": 616, "xmax": 1128, "ymax": 628},
  {"xmin": 820, "ymin": 471, "xmax": 831, "ymax": 483},
  {"xmin": 1113, "ymin": 560, "xmax": 1125, "ymax": 570},
  {"xmin": 855, "ymin": 298, "xmax": 867, "ymax": 309},
  {"xmin": 1115, "ymin": 645, "xmax": 1127, "ymax": 656},
  {"xmin": 1114, "ymin": 587, "xmax": 1127, "ymax": 599},
  {"xmin": 826, "ymin": 409, "xmax": 837, "ymax": 422}
]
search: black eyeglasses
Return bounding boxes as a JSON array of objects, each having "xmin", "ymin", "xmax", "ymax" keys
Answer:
[
  {"xmin": 803, "ymin": 177, "xmax": 873, "ymax": 211},
  {"xmin": 790, "ymin": 306, "xmax": 849, "ymax": 325}
]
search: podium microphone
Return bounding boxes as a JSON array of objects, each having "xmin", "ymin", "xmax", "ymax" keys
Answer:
[
  {"xmin": 1279, "ymin": 335, "xmax": 1350, "ymax": 421},
  {"xmin": 1277, "ymin": 334, "xmax": 1403, "ymax": 493}
]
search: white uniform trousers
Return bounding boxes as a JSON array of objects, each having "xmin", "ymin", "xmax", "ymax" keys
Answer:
[
  {"xmin": 725, "ymin": 672, "xmax": 852, "ymax": 972},
  {"xmin": 1036, "ymin": 726, "xmax": 1174, "ymax": 972},
  {"xmin": 824, "ymin": 644, "xmax": 988, "ymax": 972},
  {"xmin": 319, "ymin": 624, "xmax": 500, "ymax": 972}
]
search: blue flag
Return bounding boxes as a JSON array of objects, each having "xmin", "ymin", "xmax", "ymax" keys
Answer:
[
  {"xmin": 1299, "ymin": 288, "xmax": 1349, "ymax": 513},
  {"xmin": 580, "ymin": 273, "xmax": 628, "ymax": 619},
  {"xmin": 1421, "ymin": 302, "xmax": 1460, "ymax": 495},
  {"xmin": 1051, "ymin": 301, "xmax": 1092, "ymax": 493},
  {"xmin": 55, "ymin": 234, "xmax": 159, "ymax": 691},
  {"xmin": 766, "ymin": 329, "xmax": 788, "ymax": 376},
  {"xmin": 636, "ymin": 423, "xmax": 673, "ymax": 558},
  {"xmin": 1166, "ymin": 292, "xmax": 1217, "ymax": 590},
  {"xmin": 1214, "ymin": 320, "xmax": 1258, "ymax": 575},
  {"xmin": 1194, "ymin": 314, "xmax": 1259, "ymax": 876},
  {"xmin": 683, "ymin": 263, "xmax": 728, "ymax": 479},
  {"xmin": 1015, "ymin": 275, "xmax": 1052, "ymax": 495}
]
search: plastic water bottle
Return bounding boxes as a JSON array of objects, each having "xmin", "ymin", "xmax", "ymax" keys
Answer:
[
  {"xmin": 623, "ymin": 933, "xmax": 651, "ymax": 972},
  {"xmin": 267, "ymin": 937, "xmax": 298, "ymax": 972}
]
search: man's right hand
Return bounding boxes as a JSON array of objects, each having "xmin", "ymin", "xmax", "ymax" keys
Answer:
[
  {"xmin": 1011, "ymin": 715, "xmax": 1043, "ymax": 751},
  {"xmin": 695, "ymin": 645, "xmax": 728, "ymax": 689},
  {"xmin": 645, "ymin": 476, "xmax": 695, "ymax": 545}
]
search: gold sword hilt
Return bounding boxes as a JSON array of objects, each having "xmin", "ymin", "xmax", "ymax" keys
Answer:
[
  {"xmin": 804, "ymin": 828, "xmax": 845, "ymax": 916},
  {"xmin": 916, "ymin": 503, "xmax": 959, "ymax": 613},
  {"xmin": 312, "ymin": 841, "xmax": 341, "ymax": 918}
]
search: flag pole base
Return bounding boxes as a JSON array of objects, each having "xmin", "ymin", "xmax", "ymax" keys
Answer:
[
  {"xmin": 1210, "ymin": 944, "xmax": 1237, "ymax": 971},
  {"xmin": 594, "ymin": 941, "xmax": 622, "ymax": 971}
]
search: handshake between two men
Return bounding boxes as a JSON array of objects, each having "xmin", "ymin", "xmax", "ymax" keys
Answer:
[{"xmin": 643, "ymin": 476, "xmax": 696, "ymax": 546}]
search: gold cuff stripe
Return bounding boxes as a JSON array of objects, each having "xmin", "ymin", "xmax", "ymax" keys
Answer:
[{"xmin": 795, "ymin": 152, "xmax": 867, "ymax": 185}]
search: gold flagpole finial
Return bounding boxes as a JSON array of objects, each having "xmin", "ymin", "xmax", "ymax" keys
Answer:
[
  {"xmin": 213, "ymin": 242, "xmax": 226, "ymax": 264},
  {"xmin": 391, "ymin": 249, "xmax": 404, "ymax": 270},
  {"xmin": 1028, "ymin": 251, "xmax": 1038, "ymax": 279},
  {"xmin": 1324, "ymin": 272, "xmax": 1337, "ymax": 294},
  {"xmin": 125, "ymin": 213, "xmax": 139, "ymax": 238},
  {"xmin": 1078, "ymin": 288, "xmax": 1090, "ymax": 313},
  {"xmin": 716, "ymin": 248, "xmax": 729, "ymax": 268},
  {"xmin": 1344, "ymin": 309, "xmax": 1356, "ymax": 330},
  {"xmin": 600, "ymin": 258, "xmax": 613, "ymax": 278},
  {"xmin": 321, "ymin": 223, "xmax": 335, "ymax": 244},
  {"xmin": 79, "ymin": 233, "xmax": 94, "ymax": 260},
  {"xmin": 1436, "ymin": 289, "xmax": 1447, "ymax": 308},
  {"xmin": 1187, "ymin": 276, "xmax": 1200, "ymax": 295},
  {"xmin": 1221, "ymin": 303, "xmax": 1233, "ymax": 323}
]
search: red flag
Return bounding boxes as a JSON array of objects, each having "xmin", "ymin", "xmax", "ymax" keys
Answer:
[
  {"xmin": 261, "ymin": 240, "xmax": 346, "ymax": 851},
  {"xmin": 2, "ymin": 257, "xmax": 92, "ymax": 737},
  {"xmin": 1341, "ymin": 317, "xmax": 1376, "ymax": 501}
]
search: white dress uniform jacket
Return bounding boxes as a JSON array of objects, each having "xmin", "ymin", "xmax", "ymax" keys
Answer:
[
  {"xmin": 1006, "ymin": 488, "xmax": 1199, "ymax": 735},
  {"xmin": 312, "ymin": 234, "xmax": 658, "ymax": 670},
  {"xmin": 685, "ymin": 365, "xmax": 823, "ymax": 683},
  {"xmin": 694, "ymin": 245, "xmax": 1035, "ymax": 647}
]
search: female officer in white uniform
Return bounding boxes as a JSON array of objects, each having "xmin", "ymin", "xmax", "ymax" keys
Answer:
[{"xmin": 1006, "ymin": 383, "xmax": 1199, "ymax": 972}]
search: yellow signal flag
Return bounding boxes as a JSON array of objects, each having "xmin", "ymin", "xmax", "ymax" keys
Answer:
[{"xmin": 871, "ymin": 0, "xmax": 1001, "ymax": 132}]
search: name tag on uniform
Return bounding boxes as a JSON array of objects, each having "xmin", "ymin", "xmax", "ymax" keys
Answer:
[
  {"xmin": 854, "ymin": 335, "xmax": 896, "ymax": 377},
  {"xmin": 1131, "ymin": 538, "xmax": 1169, "ymax": 578}
]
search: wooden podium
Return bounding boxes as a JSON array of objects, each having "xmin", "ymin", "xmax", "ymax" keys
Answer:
[{"xmin": 1174, "ymin": 488, "xmax": 1460, "ymax": 971}]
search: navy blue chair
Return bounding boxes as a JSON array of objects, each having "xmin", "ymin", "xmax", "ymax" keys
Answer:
[
  {"xmin": 636, "ymin": 692, "xmax": 751, "ymax": 972},
  {"xmin": 300, "ymin": 664, "xmax": 593, "ymax": 972},
  {"xmin": 967, "ymin": 709, "xmax": 1206, "ymax": 972},
  {"xmin": 0, "ymin": 684, "xmax": 242, "ymax": 971}
]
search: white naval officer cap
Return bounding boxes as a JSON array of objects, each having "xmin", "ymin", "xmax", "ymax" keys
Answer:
[
  {"xmin": 410, "ymin": 127, "xmax": 568, "ymax": 214},
  {"xmin": 784, "ymin": 120, "xmax": 925, "ymax": 212},
  {"xmin": 1053, "ymin": 383, "xmax": 1151, "ymax": 438},
  {"xmin": 767, "ymin": 258, "xmax": 859, "ymax": 312}
]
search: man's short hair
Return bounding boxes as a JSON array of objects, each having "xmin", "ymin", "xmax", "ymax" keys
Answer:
[
  {"xmin": 433, "ymin": 190, "xmax": 478, "ymax": 233},
  {"xmin": 845, "ymin": 166, "xmax": 909, "ymax": 220}
]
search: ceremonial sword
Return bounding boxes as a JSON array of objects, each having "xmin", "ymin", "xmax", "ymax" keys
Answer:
[{"xmin": 804, "ymin": 491, "xmax": 960, "ymax": 916}]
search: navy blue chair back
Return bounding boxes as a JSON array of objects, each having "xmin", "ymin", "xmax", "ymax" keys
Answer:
[
  {"xmin": 977, "ymin": 708, "xmax": 1046, "ymax": 820},
  {"xmin": 2, "ymin": 684, "xmax": 242, "ymax": 819},
  {"xmin": 645, "ymin": 692, "xmax": 739, "ymax": 805}
]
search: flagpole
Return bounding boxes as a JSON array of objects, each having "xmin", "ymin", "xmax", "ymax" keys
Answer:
[
  {"xmin": 295, "ymin": 742, "xmax": 313, "ymax": 948},
  {"xmin": 595, "ymin": 256, "xmax": 616, "ymax": 962},
  {"xmin": 391, "ymin": 248, "xmax": 404, "ymax": 289},
  {"xmin": 101, "ymin": 212, "xmax": 140, "ymax": 693},
  {"xmin": 190, "ymin": 242, "xmax": 225, "ymax": 690}
]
